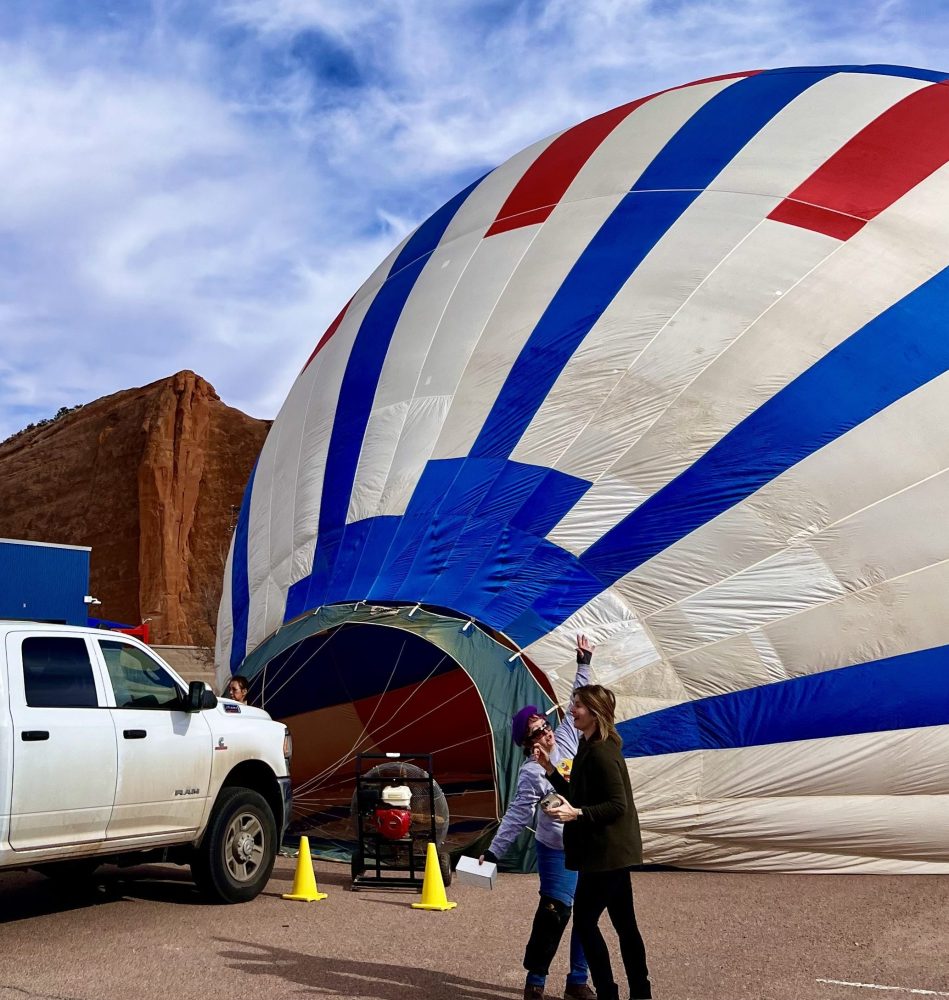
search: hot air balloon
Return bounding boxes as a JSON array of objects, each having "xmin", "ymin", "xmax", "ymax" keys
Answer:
[{"xmin": 218, "ymin": 64, "xmax": 949, "ymax": 872}]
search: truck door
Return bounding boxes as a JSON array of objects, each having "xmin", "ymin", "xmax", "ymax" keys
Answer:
[
  {"xmin": 95, "ymin": 638, "xmax": 213, "ymax": 839},
  {"xmin": 7, "ymin": 632, "xmax": 117, "ymax": 850}
]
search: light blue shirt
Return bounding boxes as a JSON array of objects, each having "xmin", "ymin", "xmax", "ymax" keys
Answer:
[{"xmin": 488, "ymin": 660, "xmax": 589, "ymax": 857}]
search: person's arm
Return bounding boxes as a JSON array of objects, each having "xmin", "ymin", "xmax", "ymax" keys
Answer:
[
  {"xmin": 534, "ymin": 744, "xmax": 571, "ymax": 798},
  {"xmin": 481, "ymin": 761, "xmax": 544, "ymax": 863},
  {"xmin": 547, "ymin": 744, "xmax": 627, "ymax": 825},
  {"xmin": 553, "ymin": 634, "xmax": 593, "ymax": 759}
]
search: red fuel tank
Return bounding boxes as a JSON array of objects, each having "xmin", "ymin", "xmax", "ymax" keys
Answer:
[{"xmin": 372, "ymin": 807, "xmax": 412, "ymax": 840}]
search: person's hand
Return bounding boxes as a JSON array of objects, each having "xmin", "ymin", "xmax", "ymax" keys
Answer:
[
  {"xmin": 576, "ymin": 633, "xmax": 594, "ymax": 664},
  {"xmin": 532, "ymin": 743, "xmax": 554, "ymax": 774},
  {"xmin": 478, "ymin": 850, "xmax": 498, "ymax": 866},
  {"xmin": 549, "ymin": 801, "xmax": 581, "ymax": 823},
  {"xmin": 478, "ymin": 854, "xmax": 485, "ymax": 865}
]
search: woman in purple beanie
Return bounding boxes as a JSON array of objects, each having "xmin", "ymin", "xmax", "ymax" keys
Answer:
[{"xmin": 478, "ymin": 635, "xmax": 595, "ymax": 1000}]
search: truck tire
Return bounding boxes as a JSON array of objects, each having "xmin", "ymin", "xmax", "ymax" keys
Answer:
[{"xmin": 192, "ymin": 787, "xmax": 277, "ymax": 904}]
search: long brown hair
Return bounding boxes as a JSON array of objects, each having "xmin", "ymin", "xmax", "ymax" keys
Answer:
[{"xmin": 574, "ymin": 684, "xmax": 621, "ymax": 746}]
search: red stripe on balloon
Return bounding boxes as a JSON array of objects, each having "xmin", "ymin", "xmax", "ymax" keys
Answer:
[
  {"xmin": 486, "ymin": 71, "xmax": 761, "ymax": 238},
  {"xmin": 769, "ymin": 81, "xmax": 949, "ymax": 240},
  {"xmin": 302, "ymin": 297, "xmax": 353, "ymax": 371}
]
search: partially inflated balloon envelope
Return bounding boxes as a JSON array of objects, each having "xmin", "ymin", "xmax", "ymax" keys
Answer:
[{"xmin": 218, "ymin": 64, "xmax": 949, "ymax": 872}]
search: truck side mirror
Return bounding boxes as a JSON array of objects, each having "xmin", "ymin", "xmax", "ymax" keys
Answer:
[{"xmin": 186, "ymin": 681, "xmax": 217, "ymax": 713}]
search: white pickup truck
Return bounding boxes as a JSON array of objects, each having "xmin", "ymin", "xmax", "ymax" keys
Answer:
[{"xmin": 0, "ymin": 621, "xmax": 292, "ymax": 903}]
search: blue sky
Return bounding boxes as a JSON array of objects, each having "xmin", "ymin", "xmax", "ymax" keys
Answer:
[{"xmin": 0, "ymin": 0, "xmax": 947, "ymax": 439}]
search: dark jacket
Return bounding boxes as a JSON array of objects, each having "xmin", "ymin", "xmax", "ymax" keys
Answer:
[{"xmin": 547, "ymin": 735, "xmax": 643, "ymax": 872}]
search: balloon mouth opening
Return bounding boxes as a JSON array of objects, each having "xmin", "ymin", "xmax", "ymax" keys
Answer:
[{"xmin": 247, "ymin": 612, "xmax": 503, "ymax": 858}]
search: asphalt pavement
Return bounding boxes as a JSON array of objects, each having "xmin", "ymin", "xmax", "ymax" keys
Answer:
[{"xmin": 0, "ymin": 857, "xmax": 946, "ymax": 999}]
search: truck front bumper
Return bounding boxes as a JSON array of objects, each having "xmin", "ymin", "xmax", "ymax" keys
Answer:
[{"xmin": 278, "ymin": 776, "xmax": 293, "ymax": 839}]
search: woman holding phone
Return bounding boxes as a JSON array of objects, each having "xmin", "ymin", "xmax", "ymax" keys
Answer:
[
  {"xmin": 478, "ymin": 636, "xmax": 595, "ymax": 1000},
  {"xmin": 534, "ymin": 684, "xmax": 651, "ymax": 1000}
]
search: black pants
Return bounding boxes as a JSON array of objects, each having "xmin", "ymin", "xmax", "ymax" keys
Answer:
[{"xmin": 573, "ymin": 868, "xmax": 651, "ymax": 1000}]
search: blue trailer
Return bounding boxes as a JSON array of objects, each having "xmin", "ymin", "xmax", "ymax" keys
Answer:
[{"xmin": 0, "ymin": 538, "xmax": 93, "ymax": 626}]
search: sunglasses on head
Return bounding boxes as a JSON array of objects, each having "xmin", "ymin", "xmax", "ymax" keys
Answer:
[{"xmin": 526, "ymin": 721, "xmax": 551, "ymax": 742}]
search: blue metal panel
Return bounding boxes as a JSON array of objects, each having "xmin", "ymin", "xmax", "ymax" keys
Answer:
[{"xmin": 0, "ymin": 540, "xmax": 91, "ymax": 626}]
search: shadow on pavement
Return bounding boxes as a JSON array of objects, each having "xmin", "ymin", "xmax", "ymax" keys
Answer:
[
  {"xmin": 217, "ymin": 938, "xmax": 519, "ymax": 1000},
  {"xmin": 0, "ymin": 865, "xmax": 212, "ymax": 922}
]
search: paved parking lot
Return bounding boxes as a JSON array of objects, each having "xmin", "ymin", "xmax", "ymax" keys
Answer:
[{"xmin": 0, "ymin": 857, "xmax": 946, "ymax": 1000}]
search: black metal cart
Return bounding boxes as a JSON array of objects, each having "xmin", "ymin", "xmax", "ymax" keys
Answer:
[{"xmin": 350, "ymin": 752, "xmax": 451, "ymax": 891}]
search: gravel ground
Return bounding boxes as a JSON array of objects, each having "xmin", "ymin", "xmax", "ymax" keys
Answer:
[{"xmin": 0, "ymin": 857, "xmax": 946, "ymax": 1000}]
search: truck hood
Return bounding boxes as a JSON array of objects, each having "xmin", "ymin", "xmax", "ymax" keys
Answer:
[{"xmin": 217, "ymin": 699, "xmax": 273, "ymax": 721}]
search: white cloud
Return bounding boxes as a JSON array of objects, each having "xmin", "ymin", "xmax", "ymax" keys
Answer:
[{"xmin": 0, "ymin": 0, "xmax": 948, "ymax": 438}]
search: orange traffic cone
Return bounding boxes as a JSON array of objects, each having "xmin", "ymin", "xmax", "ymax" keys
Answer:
[
  {"xmin": 282, "ymin": 836, "xmax": 328, "ymax": 902},
  {"xmin": 411, "ymin": 842, "xmax": 456, "ymax": 911}
]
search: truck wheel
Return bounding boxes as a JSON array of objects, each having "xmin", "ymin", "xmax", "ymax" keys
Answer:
[{"xmin": 192, "ymin": 787, "xmax": 277, "ymax": 904}]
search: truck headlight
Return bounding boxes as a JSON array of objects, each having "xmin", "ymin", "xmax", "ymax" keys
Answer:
[{"xmin": 283, "ymin": 727, "xmax": 293, "ymax": 767}]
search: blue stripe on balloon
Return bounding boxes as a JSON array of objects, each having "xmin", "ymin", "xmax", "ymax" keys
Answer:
[
  {"xmin": 813, "ymin": 63, "xmax": 949, "ymax": 83},
  {"xmin": 342, "ymin": 459, "xmax": 568, "ymax": 604},
  {"xmin": 282, "ymin": 457, "xmax": 593, "ymax": 633},
  {"xmin": 391, "ymin": 460, "xmax": 587, "ymax": 604},
  {"xmin": 229, "ymin": 459, "xmax": 259, "ymax": 671},
  {"xmin": 619, "ymin": 644, "xmax": 949, "ymax": 757},
  {"xmin": 345, "ymin": 516, "xmax": 401, "ymax": 598},
  {"xmin": 468, "ymin": 67, "xmax": 833, "ymax": 462},
  {"xmin": 323, "ymin": 520, "xmax": 378, "ymax": 605},
  {"xmin": 363, "ymin": 460, "xmax": 469, "ymax": 600},
  {"xmin": 582, "ymin": 263, "xmax": 949, "ymax": 585},
  {"xmin": 284, "ymin": 246, "xmax": 949, "ymax": 651},
  {"xmin": 389, "ymin": 171, "xmax": 488, "ymax": 276},
  {"xmin": 259, "ymin": 64, "xmax": 949, "ymax": 658},
  {"xmin": 307, "ymin": 176, "xmax": 484, "ymax": 607}
]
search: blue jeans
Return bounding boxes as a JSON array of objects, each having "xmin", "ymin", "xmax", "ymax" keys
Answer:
[{"xmin": 525, "ymin": 841, "xmax": 589, "ymax": 987}]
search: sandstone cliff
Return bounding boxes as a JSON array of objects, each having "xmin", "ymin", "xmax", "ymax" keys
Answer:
[{"xmin": 0, "ymin": 372, "xmax": 270, "ymax": 645}]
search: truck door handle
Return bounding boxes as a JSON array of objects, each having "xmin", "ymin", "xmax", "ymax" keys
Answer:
[
  {"xmin": 123, "ymin": 729, "xmax": 147, "ymax": 739},
  {"xmin": 21, "ymin": 730, "xmax": 49, "ymax": 741}
]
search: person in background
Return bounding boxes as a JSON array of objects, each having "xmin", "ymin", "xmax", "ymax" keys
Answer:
[
  {"xmin": 479, "ymin": 636, "xmax": 596, "ymax": 1000},
  {"xmin": 535, "ymin": 684, "xmax": 651, "ymax": 1000},
  {"xmin": 223, "ymin": 675, "xmax": 249, "ymax": 703}
]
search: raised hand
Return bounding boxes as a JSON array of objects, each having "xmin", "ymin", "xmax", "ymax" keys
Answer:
[{"xmin": 576, "ymin": 633, "xmax": 594, "ymax": 664}]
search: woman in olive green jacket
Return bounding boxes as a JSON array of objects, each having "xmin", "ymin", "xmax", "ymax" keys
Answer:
[{"xmin": 536, "ymin": 685, "xmax": 651, "ymax": 1000}]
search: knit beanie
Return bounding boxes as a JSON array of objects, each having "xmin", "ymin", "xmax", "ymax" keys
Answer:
[{"xmin": 511, "ymin": 705, "xmax": 541, "ymax": 746}]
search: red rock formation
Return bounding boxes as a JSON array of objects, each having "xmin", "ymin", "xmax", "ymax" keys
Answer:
[{"xmin": 0, "ymin": 372, "xmax": 269, "ymax": 645}]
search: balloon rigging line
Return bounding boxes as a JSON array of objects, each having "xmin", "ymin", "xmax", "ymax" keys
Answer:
[
  {"xmin": 260, "ymin": 628, "xmax": 336, "ymax": 706},
  {"xmin": 296, "ymin": 638, "xmax": 408, "ymax": 791},
  {"xmin": 298, "ymin": 640, "xmax": 407, "ymax": 789},
  {"xmin": 291, "ymin": 645, "xmax": 447, "ymax": 796},
  {"xmin": 259, "ymin": 626, "xmax": 339, "ymax": 708},
  {"xmin": 293, "ymin": 727, "xmax": 496, "ymax": 805},
  {"xmin": 306, "ymin": 676, "xmax": 473, "ymax": 792},
  {"xmin": 291, "ymin": 649, "xmax": 452, "ymax": 796},
  {"xmin": 292, "ymin": 653, "xmax": 463, "ymax": 791},
  {"xmin": 293, "ymin": 678, "xmax": 481, "ymax": 798}
]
